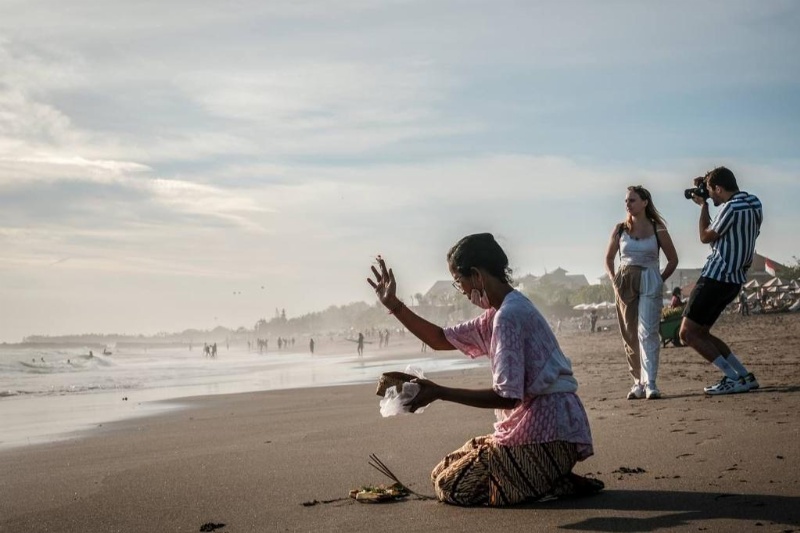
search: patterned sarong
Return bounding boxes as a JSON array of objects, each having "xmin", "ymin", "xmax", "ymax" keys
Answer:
[{"xmin": 431, "ymin": 435, "xmax": 580, "ymax": 506}]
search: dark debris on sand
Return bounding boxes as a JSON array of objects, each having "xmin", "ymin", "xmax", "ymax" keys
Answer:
[{"xmin": 613, "ymin": 466, "xmax": 647, "ymax": 474}]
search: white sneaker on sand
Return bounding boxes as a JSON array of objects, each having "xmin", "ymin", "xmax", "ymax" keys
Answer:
[
  {"xmin": 704, "ymin": 376, "xmax": 748, "ymax": 395},
  {"xmin": 626, "ymin": 384, "xmax": 645, "ymax": 400},
  {"xmin": 645, "ymin": 385, "xmax": 661, "ymax": 399}
]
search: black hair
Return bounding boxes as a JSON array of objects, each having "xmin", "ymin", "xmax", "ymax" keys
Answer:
[
  {"xmin": 446, "ymin": 233, "xmax": 513, "ymax": 284},
  {"xmin": 705, "ymin": 166, "xmax": 739, "ymax": 192}
]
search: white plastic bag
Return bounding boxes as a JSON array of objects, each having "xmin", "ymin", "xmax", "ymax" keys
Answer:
[{"xmin": 379, "ymin": 365, "xmax": 426, "ymax": 417}]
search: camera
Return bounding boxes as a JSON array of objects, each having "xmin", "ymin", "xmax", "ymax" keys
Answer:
[{"xmin": 684, "ymin": 181, "xmax": 709, "ymax": 200}]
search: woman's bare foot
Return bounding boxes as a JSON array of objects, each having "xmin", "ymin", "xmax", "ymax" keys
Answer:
[{"xmin": 568, "ymin": 473, "xmax": 604, "ymax": 497}]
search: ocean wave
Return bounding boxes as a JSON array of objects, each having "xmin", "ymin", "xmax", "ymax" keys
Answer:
[
  {"xmin": 15, "ymin": 353, "xmax": 114, "ymax": 374},
  {"xmin": 0, "ymin": 381, "xmax": 142, "ymax": 398}
]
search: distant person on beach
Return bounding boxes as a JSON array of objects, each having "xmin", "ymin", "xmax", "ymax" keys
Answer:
[
  {"xmin": 357, "ymin": 332, "xmax": 364, "ymax": 357},
  {"xmin": 738, "ymin": 290, "xmax": 749, "ymax": 316},
  {"xmin": 309, "ymin": 338, "xmax": 315, "ymax": 354},
  {"xmin": 605, "ymin": 185, "xmax": 678, "ymax": 400},
  {"xmin": 670, "ymin": 287, "xmax": 684, "ymax": 308},
  {"xmin": 680, "ymin": 167, "xmax": 762, "ymax": 395},
  {"xmin": 589, "ymin": 309, "xmax": 598, "ymax": 333},
  {"xmin": 368, "ymin": 234, "xmax": 600, "ymax": 506}
]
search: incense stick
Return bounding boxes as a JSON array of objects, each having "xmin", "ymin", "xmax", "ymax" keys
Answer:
[{"xmin": 367, "ymin": 454, "xmax": 435, "ymax": 500}]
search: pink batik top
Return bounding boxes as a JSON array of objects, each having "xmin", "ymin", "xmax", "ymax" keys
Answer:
[{"xmin": 443, "ymin": 290, "xmax": 594, "ymax": 460}]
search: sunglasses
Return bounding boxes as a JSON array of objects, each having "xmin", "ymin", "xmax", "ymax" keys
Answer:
[{"xmin": 628, "ymin": 185, "xmax": 650, "ymax": 199}]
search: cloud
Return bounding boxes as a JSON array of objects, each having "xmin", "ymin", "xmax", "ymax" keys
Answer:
[
  {"xmin": 1, "ymin": 0, "xmax": 799, "ymax": 341},
  {"xmin": 2, "ymin": 155, "xmax": 151, "ymax": 176}
]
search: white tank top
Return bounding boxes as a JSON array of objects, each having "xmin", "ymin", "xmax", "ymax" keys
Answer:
[{"xmin": 619, "ymin": 232, "xmax": 660, "ymax": 270}]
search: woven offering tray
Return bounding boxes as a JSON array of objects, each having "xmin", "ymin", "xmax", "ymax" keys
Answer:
[
  {"xmin": 349, "ymin": 482, "xmax": 409, "ymax": 503},
  {"xmin": 375, "ymin": 371, "xmax": 417, "ymax": 396}
]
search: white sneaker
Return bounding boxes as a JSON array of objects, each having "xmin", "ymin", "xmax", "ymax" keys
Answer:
[
  {"xmin": 626, "ymin": 384, "xmax": 645, "ymax": 400},
  {"xmin": 645, "ymin": 385, "xmax": 661, "ymax": 399},
  {"xmin": 704, "ymin": 376, "xmax": 748, "ymax": 395}
]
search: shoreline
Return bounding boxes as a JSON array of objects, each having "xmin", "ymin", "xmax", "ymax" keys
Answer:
[
  {"xmin": 2, "ymin": 313, "xmax": 799, "ymax": 532},
  {"xmin": 0, "ymin": 337, "xmax": 485, "ymax": 451}
]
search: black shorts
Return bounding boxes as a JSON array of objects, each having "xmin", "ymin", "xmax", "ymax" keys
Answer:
[{"xmin": 683, "ymin": 277, "xmax": 741, "ymax": 327}]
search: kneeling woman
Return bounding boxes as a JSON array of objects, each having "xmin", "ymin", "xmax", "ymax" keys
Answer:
[{"xmin": 367, "ymin": 233, "xmax": 600, "ymax": 506}]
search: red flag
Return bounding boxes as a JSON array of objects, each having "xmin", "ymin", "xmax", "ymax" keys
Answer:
[{"xmin": 764, "ymin": 258, "xmax": 777, "ymax": 277}]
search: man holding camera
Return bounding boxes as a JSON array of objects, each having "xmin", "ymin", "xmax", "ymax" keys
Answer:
[{"xmin": 680, "ymin": 166, "xmax": 762, "ymax": 395}]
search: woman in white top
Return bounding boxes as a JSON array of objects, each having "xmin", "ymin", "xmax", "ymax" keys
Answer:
[{"xmin": 605, "ymin": 186, "xmax": 678, "ymax": 400}]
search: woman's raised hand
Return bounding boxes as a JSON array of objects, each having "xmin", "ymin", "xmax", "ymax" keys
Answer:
[{"xmin": 367, "ymin": 255, "xmax": 398, "ymax": 308}]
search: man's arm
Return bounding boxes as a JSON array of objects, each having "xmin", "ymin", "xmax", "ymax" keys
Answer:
[{"xmin": 697, "ymin": 201, "xmax": 719, "ymax": 244}]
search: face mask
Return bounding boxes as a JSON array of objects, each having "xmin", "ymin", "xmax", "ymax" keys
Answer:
[{"xmin": 470, "ymin": 288, "xmax": 491, "ymax": 309}]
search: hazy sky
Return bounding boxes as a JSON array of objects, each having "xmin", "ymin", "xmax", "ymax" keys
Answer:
[{"xmin": 1, "ymin": 0, "xmax": 799, "ymax": 341}]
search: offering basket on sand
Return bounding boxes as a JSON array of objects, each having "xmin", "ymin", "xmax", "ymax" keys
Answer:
[{"xmin": 376, "ymin": 372, "xmax": 418, "ymax": 396}]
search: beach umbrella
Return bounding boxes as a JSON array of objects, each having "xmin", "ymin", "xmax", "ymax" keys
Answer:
[
  {"xmin": 789, "ymin": 280, "xmax": 800, "ymax": 290},
  {"xmin": 763, "ymin": 277, "xmax": 784, "ymax": 288},
  {"xmin": 743, "ymin": 279, "xmax": 760, "ymax": 289},
  {"xmin": 572, "ymin": 303, "xmax": 588, "ymax": 310}
]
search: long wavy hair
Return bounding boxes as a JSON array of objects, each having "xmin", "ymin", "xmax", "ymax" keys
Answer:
[{"xmin": 626, "ymin": 185, "xmax": 667, "ymax": 229}]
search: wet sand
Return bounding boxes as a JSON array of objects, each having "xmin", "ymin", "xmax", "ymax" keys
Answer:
[{"xmin": 1, "ymin": 312, "xmax": 799, "ymax": 532}]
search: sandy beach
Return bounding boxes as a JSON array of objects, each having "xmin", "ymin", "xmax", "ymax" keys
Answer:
[{"xmin": 2, "ymin": 312, "xmax": 799, "ymax": 532}]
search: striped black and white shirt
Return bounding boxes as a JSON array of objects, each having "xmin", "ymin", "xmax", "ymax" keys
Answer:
[{"xmin": 701, "ymin": 191, "xmax": 763, "ymax": 284}]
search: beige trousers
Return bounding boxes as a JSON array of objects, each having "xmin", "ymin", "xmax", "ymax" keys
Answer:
[{"xmin": 613, "ymin": 265, "xmax": 663, "ymax": 385}]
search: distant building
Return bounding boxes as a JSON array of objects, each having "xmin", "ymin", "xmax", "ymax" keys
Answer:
[
  {"xmin": 423, "ymin": 280, "xmax": 458, "ymax": 305},
  {"xmin": 515, "ymin": 273, "xmax": 539, "ymax": 292},
  {"xmin": 519, "ymin": 268, "xmax": 588, "ymax": 290},
  {"xmin": 749, "ymin": 253, "xmax": 787, "ymax": 282}
]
